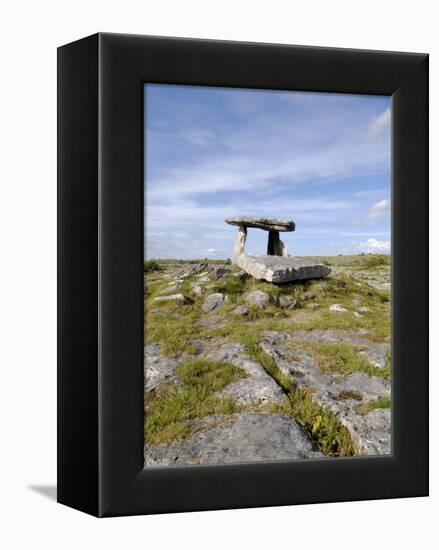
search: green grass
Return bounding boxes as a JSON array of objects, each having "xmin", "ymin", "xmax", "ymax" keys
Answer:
[
  {"xmin": 355, "ymin": 395, "xmax": 391, "ymax": 415},
  {"xmin": 145, "ymin": 307, "xmax": 201, "ymax": 356},
  {"xmin": 213, "ymin": 277, "xmax": 246, "ymax": 301},
  {"xmin": 306, "ymin": 341, "xmax": 391, "ymax": 380},
  {"xmin": 144, "ymin": 358, "xmax": 246, "ymax": 444}
]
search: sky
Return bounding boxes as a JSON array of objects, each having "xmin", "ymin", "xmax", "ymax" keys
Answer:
[{"xmin": 144, "ymin": 84, "xmax": 391, "ymax": 260}]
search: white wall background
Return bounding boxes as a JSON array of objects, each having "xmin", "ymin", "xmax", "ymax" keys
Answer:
[{"xmin": 0, "ymin": 1, "xmax": 436, "ymax": 548}]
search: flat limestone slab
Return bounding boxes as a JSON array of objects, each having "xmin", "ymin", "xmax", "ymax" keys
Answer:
[
  {"xmin": 225, "ymin": 216, "xmax": 295, "ymax": 232},
  {"xmin": 235, "ymin": 254, "xmax": 331, "ymax": 283},
  {"xmin": 144, "ymin": 413, "xmax": 322, "ymax": 466}
]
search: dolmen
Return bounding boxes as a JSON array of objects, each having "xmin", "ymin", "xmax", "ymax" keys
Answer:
[{"xmin": 225, "ymin": 216, "xmax": 331, "ymax": 283}]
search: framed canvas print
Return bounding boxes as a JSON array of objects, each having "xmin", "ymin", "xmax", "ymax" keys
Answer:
[{"xmin": 58, "ymin": 33, "xmax": 428, "ymax": 517}]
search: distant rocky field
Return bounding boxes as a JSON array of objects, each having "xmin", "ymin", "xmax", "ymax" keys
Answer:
[{"xmin": 143, "ymin": 254, "xmax": 391, "ymax": 466}]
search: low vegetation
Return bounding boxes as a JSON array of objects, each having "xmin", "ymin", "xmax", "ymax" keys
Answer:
[
  {"xmin": 355, "ymin": 395, "xmax": 391, "ymax": 415},
  {"xmin": 144, "ymin": 259, "xmax": 162, "ymax": 272},
  {"xmin": 144, "ymin": 254, "xmax": 391, "ymax": 456},
  {"xmin": 144, "ymin": 358, "xmax": 245, "ymax": 444},
  {"xmin": 305, "ymin": 341, "xmax": 391, "ymax": 380}
]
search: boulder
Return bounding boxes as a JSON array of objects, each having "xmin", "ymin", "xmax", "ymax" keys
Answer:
[
  {"xmin": 209, "ymin": 265, "xmax": 227, "ymax": 280},
  {"xmin": 192, "ymin": 285, "xmax": 203, "ymax": 297},
  {"xmin": 329, "ymin": 303, "xmax": 348, "ymax": 313},
  {"xmin": 232, "ymin": 305, "xmax": 249, "ymax": 316},
  {"xmin": 279, "ymin": 295, "xmax": 297, "ymax": 309},
  {"xmin": 202, "ymin": 293, "xmax": 228, "ymax": 313},
  {"xmin": 245, "ymin": 290, "xmax": 271, "ymax": 309}
]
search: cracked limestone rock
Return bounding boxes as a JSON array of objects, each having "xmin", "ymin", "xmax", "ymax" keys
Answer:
[
  {"xmin": 207, "ymin": 343, "xmax": 284, "ymax": 406},
  {"xmin": 260, "ymin": 331, "xmax": 391, "ymax": 455},
  {"xmin": 144, "ymin": 413, "xmax": 322, "ymax": 466}
]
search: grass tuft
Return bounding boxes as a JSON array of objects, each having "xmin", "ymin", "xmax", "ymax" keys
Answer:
[{"xmin": 355, "ymin": 395, "xmax": 391, "ymax": 415}]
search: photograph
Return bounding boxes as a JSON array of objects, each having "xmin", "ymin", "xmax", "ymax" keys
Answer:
[{"xmin": 143, "ymin": 84, "xmax": 392, "ymax": 466}]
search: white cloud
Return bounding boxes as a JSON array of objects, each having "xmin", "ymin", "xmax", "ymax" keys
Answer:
[
  {"xmin": 358, "ymin": 238, "xmax": 391, "ymax": 252},
  {"xmin": 367, "ymin": 199, "xmax": 390, "ymax": 222},
  {"xmin": 368, "ymin": 107, "xmax": 391, "ymax": 139}
]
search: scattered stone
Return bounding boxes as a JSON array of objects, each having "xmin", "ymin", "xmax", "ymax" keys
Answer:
[
  {"xmin": 278, "ymin": 295, "xmax": 297, "ymax": 309},
  {"xmin": 159, "ymin": 283, "xmax": 180, "ymax": 295},
  {"xmin": 191, "ymin": 284, "xmax": 203, "ymax": 297},
  {"xmin": 307, "ymin": 302, "xmax": 321, "ymax": 309},
  {"xmin": 144, "ymin": 413, "xmax": 322, "ymax": 466},
  {"xmin": 152, "ymin": 293, "xmax": 188, "ymax": 304},
  {"xmin": 232, "ymin": 270, "xmax": 248, "ymax": 280},
  {"xmin": 358, "ymin": 306, "xmax": 371, "ymax": 313},
  {"xmin": 245, "ymin": 290, "xmax": 272, "ymax": 309},
  {"xmin": 301, "ymin": 291, "xmax": 316, "ymax": 301},
  {"xmin": 176, "ymin": 262, "xmax": 208, "ymax": 279},
  {"xmin": 202, "ymin": 293, "xmax": 228, "ymax": 313},
  {"xmin": 232, "ymin": 305, "xmax": 249, "ymax": 316},
  {"xmin": 209, "ymin": 265, "xmax": 227, "ymax": 280},
  {"xmin": 329, "ymin": 303, "xmax": 348, "ymax": 313}
]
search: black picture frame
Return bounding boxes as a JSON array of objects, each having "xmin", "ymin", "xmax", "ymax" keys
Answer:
[{"xmin": 58, "ymin": 32, "xmax": 429, "ymax": 517}]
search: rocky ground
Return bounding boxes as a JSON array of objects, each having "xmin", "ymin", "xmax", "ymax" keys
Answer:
[{"xmin": 144, "ymin": 254, "xmax": 391, "ymax": 466}]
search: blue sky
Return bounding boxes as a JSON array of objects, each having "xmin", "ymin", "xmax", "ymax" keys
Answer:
[{"xmin": 144, "ymin": 84, "xmax": 391, "ymax": 259}]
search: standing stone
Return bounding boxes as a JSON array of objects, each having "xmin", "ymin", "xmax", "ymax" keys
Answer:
[
  {"xmin": 232, "ymin": 226, "xmax": 247, "ymax": 261},
  {"xmin": 267, "ymin": 230, "xmax": 288, "ymax": 256}
]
